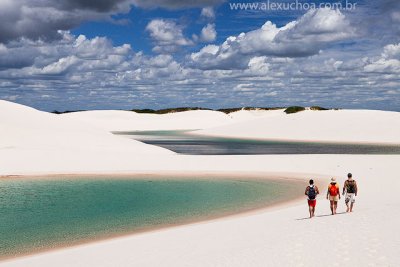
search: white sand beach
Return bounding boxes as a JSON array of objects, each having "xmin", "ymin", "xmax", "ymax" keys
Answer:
[{"xmin": 1, "ymin": 100, "xmax": 400, "ymax": 266}]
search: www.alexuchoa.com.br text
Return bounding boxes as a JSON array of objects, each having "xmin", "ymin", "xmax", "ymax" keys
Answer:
[{"xmin": 229, "ymin": 1, "xmax": 357, "ymax": 11}]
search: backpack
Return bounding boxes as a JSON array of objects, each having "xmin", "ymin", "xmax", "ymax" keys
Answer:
[
  {"xmin": 329, "ymin": 184, "xmax": 338, "ymax": 196},
  {"xmin": 308, "ymin": 186, "xmax": 316, "ymax": 200},
  {"xmin": 347, "ymin": 180, "xmax": 356, "ymax": 193}
]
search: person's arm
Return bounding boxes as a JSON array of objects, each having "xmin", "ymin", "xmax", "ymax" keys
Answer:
[
  {"xmin": 305, "ymin": 186, "xmax": 309, "ymax": 196},
  {"xmin": 316, "ymin": 186, "xmax": 320, "ymax": 195},
  {"xmin": 342, "ymin": 181, "xmax": 347, "ymax": 195},
  {"xmin": 326, "ymin": 186, "xmax": 329, "ymax": 199},
  {"xmin": 338, "ymin": 185, "xmax": 341, "ymax": 199},
  {"xmin": 355, "ymin": 181, "xmax": 358, "ymax": 196}
]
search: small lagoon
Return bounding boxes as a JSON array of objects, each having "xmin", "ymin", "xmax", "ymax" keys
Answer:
[
  {"xmin": 114, "ymin": 130, "xmax": 400, "ymax": 155},
  {"xmin": 0, "ymin": 176, "xmax": 302, "ymax": 258}
]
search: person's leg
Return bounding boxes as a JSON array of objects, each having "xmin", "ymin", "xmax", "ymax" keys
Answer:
[
  {"xmin": 350, "ymin": 199, "xmax": 355, "ymax": 212},
  {"xmin": 334, "ymin": 201, "xmax": 338, "ymax": 214},
  {"xmin": 345, "ymin": 199, "xmax": 350, "ymax": 212},
  {"xmin": 309, "ymin": 205, "xmax": 313, "ymax": 218},
  {"xmin": 312, "ymin": 206, "xmax": 315, "ymax": 217},
  {"xmin": 330, "ymin": 200, "xmax": 334, "ymax": 215}
]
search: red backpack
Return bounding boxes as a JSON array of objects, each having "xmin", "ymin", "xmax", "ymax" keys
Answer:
[{"xmin": 329, "ymin": 184, "xmax": 338, "ymax": 196}]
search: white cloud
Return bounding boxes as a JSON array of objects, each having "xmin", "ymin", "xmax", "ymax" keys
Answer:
[
  {"xmin": 0, "ymin": 0, "xmax": 133, "ymax": 43},
  {"xmin": 382, "ymin": 43, "xmax": 400, "ymax": 59},
  {"xmin": 0, "ymin": 1, "xmax": 228, "ymax": 43},
  {"xmin": 146, "ymin": 19, "xmax": 193, "ymax": 53},
  {"xmin": 190, "ymin": 8, "xmax": 355, "ymax": 70},
  {"xmin": 147, "ymin": 54, "xmax": 174, "ymax": 68},
  {"xmin": 247, "ymin": 56, "xmax": 270, "ymax": 76},
  {"xmin": 201, "ymin": 7, "xmax": 215, "ymax": 20},
  {"xmin": 40, "ymin": 56, "xmax": 79, "ymax": 75},
  {"xmin": 364, "ymin": 59, "xmax": 400, "ymax": 73},
  {"xmin": 200, "ymin": 23, "xmax": 217, "ymax": 42},
  {"xmin": 275, "ymin": 8, "xmax": 354, "ymax": 44},
  {"xmin": 233, "ymin": 83, "xmax": 256, "ymax": 92},
  {"xmin": 364, "ymin": 43, "xmax": 400, "ymax": 73}
]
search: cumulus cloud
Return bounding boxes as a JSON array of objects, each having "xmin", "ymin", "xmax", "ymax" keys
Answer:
[
  {"xmin": 146, "ymin": 19, "xmax": 193, "ymax": 53},
  {"xmin": 199, "ymin": 24, "xmax": 217, "ymax": 42},
  {"xmin": 246, "ymin": 56, "xmax": 270, "ymax": 76},
  {"xmin": 0, "ymin": 0, "xmax": 134, "ymax": 43},
  {"xmin": 0, "ymin": 42, "xmax": 37, "ymax": 69},
  {"xmin": 190, "ymin": 8, "xmax": 355, "ymax": 70},
  {"xmin": 201, "ymin": 7, "xmax": 215, "ymax": 20},
  {"xmin": 0, "ymin": 32, "xmax": 132, "ymax": 77},
  {"xmin": 382, "ymin": 43, "xmax": 400, "ymax": 59},
  {"xmin": 0, "ymin": 0, "xmax": 228, "ymax": 43},
  {"xmin": 364, "ymin": 43, "xmax": 400, "ymax": 73}
]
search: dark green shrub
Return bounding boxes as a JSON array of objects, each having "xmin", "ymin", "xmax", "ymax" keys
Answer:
[
  {"xmin": 217, "ymin": 108, "xmax": 243, "ymax": 114},
  {"xmin": 131, "ymin": 109, "xmax": 157, "ymax": 113},
  {"xmin": 284, "ymin": 106, "xmax": 305, "ymax": 114},
  {"xmin": 52, "ymin": 110, "xmax": 85, "ymax": 114},
  {"xmin": 310, "ymin": 106, "xmax": 328, "ymax": 111},
  {"xmin": 218, "ymin": 107, "xmax": 283, "ymax": 114},
  {"xmin": 131, "ymin": 107, "xmax": 210, "ymax": 114}
]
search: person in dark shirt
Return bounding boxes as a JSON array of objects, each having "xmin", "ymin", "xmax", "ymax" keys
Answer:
[
  {"xmin": 342, "ymin": 173, "xmax": 358, "ymax": 212},
  {"xmin": 305, "ymin": 179, "xmax": 320, "ymax": 218}
]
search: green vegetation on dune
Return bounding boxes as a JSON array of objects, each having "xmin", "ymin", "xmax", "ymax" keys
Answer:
[
  {"xmin": 131, "ymin": 107, "xmax": 211, "ymax": 114},
  {"xmin": 217, "ymin": 107, "xmax": 283, "ymax": 114},
  {"xmin": 52, "ymin": 110, "xmax": 86, "ymax": 114},
  {"xmin": 51, "ymin": 106, "xmax": 333, "ymax": 115},
  {"xmin": 284, "ymin": 106, "xmax": 306, "ymax": 114},
  {"xmin": 310, "ymin": 106, "xmax": 329, "ymax": 111}
]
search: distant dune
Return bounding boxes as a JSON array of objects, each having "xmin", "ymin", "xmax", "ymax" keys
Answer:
[{"xmin": 195, "ymin": 109, "xmax": 400, "ymax": 144}]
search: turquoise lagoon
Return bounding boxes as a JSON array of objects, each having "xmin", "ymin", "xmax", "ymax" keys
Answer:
[{"xmin": 0, "ymin": 177, "xmax": 302, "ymax": 258}]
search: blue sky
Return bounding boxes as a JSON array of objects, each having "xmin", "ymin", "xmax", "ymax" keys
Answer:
[{"xmin": 0, "ymin": 0, "xmax": 399, "ymax": 111}]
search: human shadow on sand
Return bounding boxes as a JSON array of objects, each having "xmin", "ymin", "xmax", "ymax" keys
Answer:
[{"xmin": 296, "ymin": 212, "xmax": 347, "ymax": 220}]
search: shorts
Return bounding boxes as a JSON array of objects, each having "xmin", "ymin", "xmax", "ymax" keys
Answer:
[
  {"xmin": 308, "ymin": 199, "xmax": 316, "ymax": 207},
  {"xmin": 345, "ymin": 193, "xmax": 356, "ymax": 204},
  {"xmin": 329, "ymin": 195, "xmax": 339, "ymax": 202}
]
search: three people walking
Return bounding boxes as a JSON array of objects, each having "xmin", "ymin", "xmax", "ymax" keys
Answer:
[{"xmin": 305, "ymin": 173, "xmax": 358, "ymax": 218}]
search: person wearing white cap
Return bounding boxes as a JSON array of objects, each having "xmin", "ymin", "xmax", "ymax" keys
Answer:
[{"xmin": 326, "ymin": 177, "xmax": 340, "ymax": 215}]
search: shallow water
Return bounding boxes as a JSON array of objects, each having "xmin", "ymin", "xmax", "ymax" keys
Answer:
[
  {"xmin": 0, "ymin": 177, "xmax": 302, "ymax": 258},
  {"xmin": 114, "ymin": 130, "xmax": 400, "ymax": 155}
]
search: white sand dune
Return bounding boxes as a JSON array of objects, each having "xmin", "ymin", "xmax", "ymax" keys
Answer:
[
  {"xmin": 1, "ymin": 100, "xmax": 400, "ymax": 266},
  {"xmin": 0, "ymin": 100, "xmax": 172, "ymax": 155},
  {"xmin": 61, "ymin": 107, "xmax": 400, "ymax": 144},
  {"xmin": 195, "ymin": 109, "xmax": 400, "ymax": 144},
  {"xmin": 60, "ymin": 109, "xmax": 232, "ymax": 132},
  {"xmin": 59, "ymin": 108, "xmax": 287, "ymax": 132}
]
